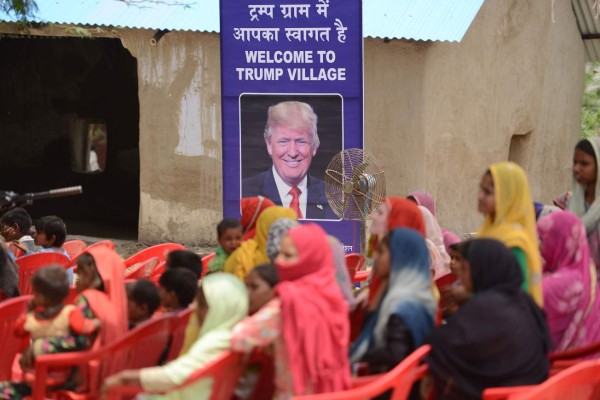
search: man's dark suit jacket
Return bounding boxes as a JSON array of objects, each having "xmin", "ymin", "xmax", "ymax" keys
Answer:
[{"xmin": 242, "ymin": 169, "xmax": 338, "ymax": 220}]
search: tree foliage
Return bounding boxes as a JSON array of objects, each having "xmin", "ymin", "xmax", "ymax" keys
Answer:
[
  {"xmin": 0, "ymin": 0, "xmax": 37, "ymax": 20},
  {"xmin": 582, "ymin": 63, "xmax": 600, "ymax": 138}
]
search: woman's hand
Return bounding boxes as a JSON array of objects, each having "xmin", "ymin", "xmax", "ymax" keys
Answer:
[{"xmin": 102, "ymin": 370, "xmax": 141, "ymax": 394}]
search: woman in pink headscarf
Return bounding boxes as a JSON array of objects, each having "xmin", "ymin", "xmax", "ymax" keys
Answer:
[
  {"xmin": 537, "ymin": 211, "xmax": 600, "ymax": 353},
  {"xmin": 231, "ymin": 223, "xmax": 351, "ymax": 398},
  {"xmin": 407, "ymin": 190, "xmax": 460, "ymax": 253}
]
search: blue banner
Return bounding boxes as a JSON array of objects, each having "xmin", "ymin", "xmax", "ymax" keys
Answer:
[{"xmin": 220, "ymin": 0, "xmax": 363, "ymax": 252}]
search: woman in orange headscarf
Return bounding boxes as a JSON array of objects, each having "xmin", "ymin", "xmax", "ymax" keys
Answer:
[
  {"xmin": 367, "ymin": 197, "xmax": 426, "ymax": 306},
  {"xmin": 240, "ymin": 196, "xmax": 276, "ymax": 241}
]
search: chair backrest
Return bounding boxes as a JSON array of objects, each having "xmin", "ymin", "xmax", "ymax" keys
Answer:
[
  {"xmin": 353, "ymin": 269, "xmax": 371, "ymax": 283},
  {"xmin": 291, "ymin": 345, "xmax": 431, "ymax": 400},
  {"xmin": 166, "ymin": 308, "xmax": 194, "ymax": 362},
  {"xmin": 105, "ymin": 351, "xmax": 244, "ymax": 400},
  {"xmin": 201, "ymin": 253, "xmax": 215, "ymax": 278},
  {"xmin": 32, "ymin": 315, "xmax": 173, "ymax": 400},
  {"xmin": 150, "ymin": 260, "xmax": 167, "ymax": 282},
  {"xmin": 345, "ymin": 253, "xmax": 365, "ymax": 280},
  {"xmin": 124, "ymin": 257, "xmax": 161, "ymax": 280},
  {"xmin": 70, "ymin": 240, "xmax": 116, "ymax": 266},
  {"xmin": 0, "ymin": 296, "xmax": 32, "ymax": 380},
  {"xmin": 62, "ymin": 240, "xmax": 87, "ymax": 259},
  {"xmin": 506, "ymin": 358, "xmax": 600, "ymax": 400},
  {"xmin": 6, "ymin": 242, "xmax": 24, "ymax": 259},
  {"xmin": 15, "ymin": 252, "xmax": 71, "ymax": 295},
  {"xmin": 124, "ymin": 243, "xmax": 186, "ymax": 268},
  {"xmin": 549, "ymin": 339, "xmax": 600, "ymax": 361},
  {"xmin": 248, "ymin": 350, "xmax": 276, "ymax": 400}
]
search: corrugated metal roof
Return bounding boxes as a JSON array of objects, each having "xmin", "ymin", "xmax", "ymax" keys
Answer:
[
  {"xmin": 572, "ymin": 0, "xmax": 600, "ymax": 62},
  {"xmin": 0, "ymin": 0, "xmax": 221, "ymax": 32},
  {"xmin": 363, "ymin": 0, "xmax": 484, "ymax": 42},
  {"xmin": 0, "ymin": 0, "xmax": 484, "ymax": 42}
]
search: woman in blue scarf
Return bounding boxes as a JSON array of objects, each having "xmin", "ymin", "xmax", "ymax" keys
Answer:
[{"xmin": 351, "ymin": 228, "xmax": 436, "ymax": 373}]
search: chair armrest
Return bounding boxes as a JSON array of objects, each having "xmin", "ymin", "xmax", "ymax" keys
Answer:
[
  {"xmin": 482, "ymin": 385, "xmax": 535, "ymax": 400},
  {"xmin": 105, "ymin": 384, "xmax": 145, "ymax": 400},
  {"xmin": 351, "ymin": 373, "xmax": 385, "ymax": 388}
]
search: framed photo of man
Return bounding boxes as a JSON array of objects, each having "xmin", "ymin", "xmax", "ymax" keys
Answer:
[{"xmin": 240, "ymin": 94, "xmax": 343, "ymax": 221}]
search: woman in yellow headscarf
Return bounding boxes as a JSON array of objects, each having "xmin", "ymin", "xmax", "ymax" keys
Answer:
[
  {"xmin": 477, "ymin": 161, "xmax": 543, "ymax": 305},
  {"xmin": 224, "ymin": 206, "xmax": 297, "ymax": 280}
]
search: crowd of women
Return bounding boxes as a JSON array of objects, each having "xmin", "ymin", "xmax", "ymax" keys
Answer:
[{"xmin": 2, "ymin": 137, "xmax": 600, "ymax": 400}]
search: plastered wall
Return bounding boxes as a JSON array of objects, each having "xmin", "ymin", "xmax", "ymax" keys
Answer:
[
  {"xmin": 120, "ymin": 0, "xmax": 584, "ymax": 243},
  {"xmin": 365, "ymin": 0, "xmax": 584, "ymax": 235}
]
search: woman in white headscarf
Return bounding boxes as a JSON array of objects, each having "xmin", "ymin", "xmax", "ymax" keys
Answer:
[{"xmin": 103, "ymin": 273, "xmax": 249, "ymax": 399}]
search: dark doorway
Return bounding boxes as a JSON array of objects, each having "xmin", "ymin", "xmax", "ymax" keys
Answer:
[{"xmin": 0, "ymin": 36, "xmax": 139, "ymax": 239}]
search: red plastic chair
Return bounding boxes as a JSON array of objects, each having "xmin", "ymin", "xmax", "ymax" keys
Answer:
[
  {"xmin": 0, "ymin": 296, "xmax": 32, "ymax": 380},
  {"xmin": 548, "ymin": 339, "xmax": 600, "ymax": 374},
  {"xmin": 124, "ymin": 243, "xmax": 186, "ymax": 269},
  {"xmin": 165, "ymin": 308, "xmax": 194, "ymax": 362},
  {"xmin": 353, "ymin": 269, "xmax": 371, "ymax": 283},
  {"xmin": 70, "ymin": 240, "xmax": 116, "ymax": 266},
  {"xmin": 201, "ymin": 253, "xmax": 215, "ymax": 278},
  {"xmin": 483, "ymin": 358, "xmax": 600, "ymax": 400},
  {"xmin": 6, "ymin": 242, "xmax": 25, "ymax": 259},
  {"xmin": 124, "ymin": 257, "xmax": 161, "ymax": 280},
  {"xmin": 290, "ymin": 345, "xmax": 431, "ymax": 400},
  {"xmin": 105, "ymin": 351, "xmax": 245, "ymax": 400},
  {"xmin": 150, "ymin": 260, "xmax": 167, "ymax": 283},
  {"xmin": 345, "ymin": 253, "xmax": 366, "ymax": 280},
  {"xmin": 63, "ymin": 240, "xmax": 87, "ymax": 259},
  {"xmin": 28, "ymin": 315, "xmax": 173, "ymax": 400},
  {"xmin": 248, "ymin": 349, "xmax": 276, "ymax": 400},
  {"xmin": 15, "ymin": 252, "xmax": 71, "ymax": 295}
]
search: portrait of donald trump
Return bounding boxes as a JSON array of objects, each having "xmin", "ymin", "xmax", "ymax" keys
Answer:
[{"xmin": 241, "ymin": 97, "xmax": 340, "ymax": 220}]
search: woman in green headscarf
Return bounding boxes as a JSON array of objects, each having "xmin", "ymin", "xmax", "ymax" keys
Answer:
[{"xmin": 102, "ymin": 273, "xmax": 248, "ymax": 399}]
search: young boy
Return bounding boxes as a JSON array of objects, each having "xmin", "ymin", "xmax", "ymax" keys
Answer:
[
  {"xmin": 207, "ymin": 218, "xmax": 243, "ymax": 273},
  {"xmin": 166, "ymin": 250, "xmax": 203, "ymax": 279},
  {"xmin": 126, "ymin": 280, "xmax": 161, "ymax": 330},
  {"xmin": 158, "ymin": 268, "xmax": 198, "ymax": 313},
  {"xmin": 1, "ymin": 207, "xmax": 36, "ymax": 257},
  {"xmin": 33, "ymin": 216, "xmax": 69, "ymax": 258}
]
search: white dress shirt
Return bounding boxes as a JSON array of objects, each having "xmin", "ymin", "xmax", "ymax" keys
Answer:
[{"xmin": 272, "ymin": 166, "xmax": 307, "ymax": 219}]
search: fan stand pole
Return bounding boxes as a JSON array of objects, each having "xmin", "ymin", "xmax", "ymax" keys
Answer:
[{"xmin": 360, "ymin": 220, "xmax": 367, "ymax": 256}]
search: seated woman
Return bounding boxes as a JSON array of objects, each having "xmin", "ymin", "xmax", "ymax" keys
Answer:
[
  {"xmin": 426, "ymin": 239, "xmax": 551, "ymax": 400},
  {"xmin": 103, "ymin": 273, "xmax": 249, "ymax": 399},
  {"xmin": 241, "ymin": 196, "xmax": 276, "ymax": 240},
  {"xmin": 477, "ymin": 162, "xmax": 542, "ymax": 305},
  {"xmin": 367, "ymin": 197, "xmax": 426, "ymax": 308},
  {"xmin": 351, "ymin": 228, "xmax": 435, "ymax": 374},
  {"xmin": 231, "ymin": 223, "xmax": 351, "ymax": 399},
  {"xmin": 537, "ymin": 211, "xmax": 600, "ymax": 353},
  {"xmin": 418, "ymin": 206, "xmax": 451, "ymax": 280}
]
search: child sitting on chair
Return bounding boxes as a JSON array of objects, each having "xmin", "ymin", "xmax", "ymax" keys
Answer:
[
  {"xmin": 165, "ymin": 250, "xmax": 203, "ymax": 279},
  {"xmin": 33, "ymin": 216, "xmax": 72, "ymax": 282},
  {"xmin": 158, "ymin": 268, "xmax": 198, "ymax": 313},
  {"xmin": 207, "ymin": 218, "xmax": 243, "ymax": 273},
  {"xmin": 0, "ymin": 266, "xmax": 100, "ymax": 399},
  {"xmin": 126, "ymin": 280, "xmax": 161, "ymax": 330},
  {"xmin": 0, "ymin": 207, "xmax": 36, "ymax": 258},
  {"xmin": 33, "ymin": 216, "xmax": 69, "ymax": 258}
]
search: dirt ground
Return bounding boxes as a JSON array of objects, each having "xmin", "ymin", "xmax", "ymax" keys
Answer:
[{"xmin": 66, "ymin": 234, "xmax": 217, "ymax": 259}]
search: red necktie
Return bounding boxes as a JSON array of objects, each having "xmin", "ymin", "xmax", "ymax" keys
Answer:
[{"xmin": 289, "ymin": 186, "xmax": 303, "ymax": 219}]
